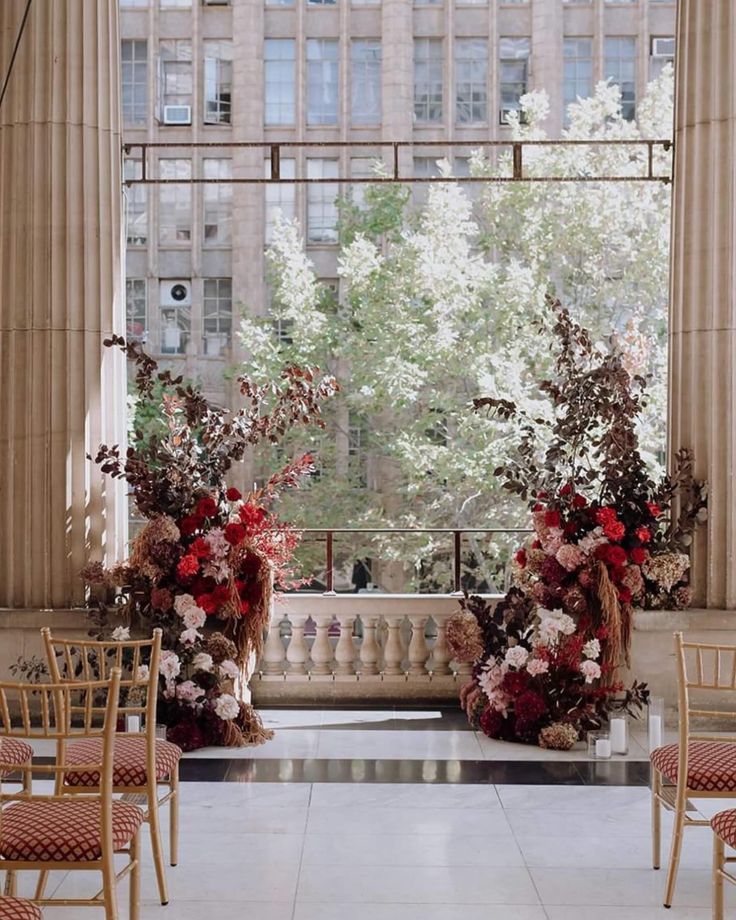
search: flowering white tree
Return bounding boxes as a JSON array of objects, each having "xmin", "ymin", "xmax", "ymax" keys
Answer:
[{"xmin": 239, "ymin": 70, "xmax": 674, "ymax": 591}]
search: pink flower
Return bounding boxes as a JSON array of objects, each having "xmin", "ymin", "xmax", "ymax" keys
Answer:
[
  {"xmin": 580, "ymin": 660, "xmax": 602, "ymax": 684},
  {"xmin": 176, "ymin": 680, "xmax": 205, "ymax": 703},
  {"xmin": 555, "ymin": 543, "xmax": 585, "ymax": 572},
  {"xmin": 526, "ymin": 658, "xmax": 549, "ymax": 677}
]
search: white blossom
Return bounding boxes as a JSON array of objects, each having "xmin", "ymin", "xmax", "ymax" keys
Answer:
[
  {"xmin": 214, "ymin": 694, "xmax": 240, "ymax": 721},
  {"xmin": 193, "ymin": 652, "xmax": 214, "ymax": 673},
  {"xmin": 159, "ymin": 651, "xmax": 181, "ymax": 681},
  {"xmin": 112, "ymin": 626, "xmax": 130, "ymax": 642}
]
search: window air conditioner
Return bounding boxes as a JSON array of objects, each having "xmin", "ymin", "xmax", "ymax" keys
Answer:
[
  {"xmin": 160, "ymin": 280, "xmax": 192, "ymax": 308},
  {"xmin": 651, "ymin": 37, "xmax": 675, "ymax": 57},
  {"xmin": 499, "ymin": 107, "xmax": 528, "ymax": 126},
  {"xmin": 163, "ymin": 104, "xmax": 192, "ymax": 126}
]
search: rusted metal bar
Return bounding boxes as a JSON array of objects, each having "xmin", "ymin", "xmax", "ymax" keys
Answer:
[
  {"xmin": 270, "ymin": 144, "xmax": 280, "ymax": 181},
  {"xmin": 393, "ymin": 141, "xmax": 399, "ymax": 180},
  {"xmin": 512, "ymin": 143, "xmax": 523, "ymax": 180},
  {"xmin": 325, "ymin": 531, "xmax": 334, "ymax": 594},
  {"xmin": 453, "ymin": 530, "xmax": 462, "ymax": 593}
]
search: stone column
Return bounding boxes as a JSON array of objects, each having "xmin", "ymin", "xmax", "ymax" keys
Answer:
[
  {"xmin": 668, "ymin": 0, "xmax": 736, "ymax": 608},
  {"xmin": 0, "ymin": 0, "xmax": 127, "ymax": 609}
]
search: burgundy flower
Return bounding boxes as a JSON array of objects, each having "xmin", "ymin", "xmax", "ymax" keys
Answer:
[
  {"xmin": 540, "ymin": 555, "xmax": 567, "ymax": 587},
  {"xmin": 479, "ymin": 705, "xmax": 505, "ymax": 739},
  {"xmin": 514, "ymin": 690, "xmax": 548, "ymax": 724},
  {"xmin": 544, "ymin": 509, "xmax": 561, "ymax": 528},
  {"xmin": 226, "ymin": 487, "xmax": 242, "ymax": 502},
  {"xmin": 166, "ymin": 720, "xmax": 206, "ymax": 753},
  {"xmin": 180, "ymin": 515, "xmax": 203, "ymax": 537},
  {"xmin": 150, "ymin": 587, "xmax": 174, "ymax": 611},
  {"xmin": 224, "ymin": 522, "xmax": 247, "ymax": 545},
  {"xmin": 572, "ymin": 494, "xmax": 587, "ymax": 508},
  {"xmin": 629, "ymin": 546, "xmax": 647, "ymax": 565},
  {"xmin": 501, "ymin": 670, "xmax": 530, "ymax": 697},
  {"xmin": 515, "ymin": 548, "xmax": 527, "ymax": 567},
  {"xmin": 196, "ymin": 497, "xmax": 219, "ymax": 518}
]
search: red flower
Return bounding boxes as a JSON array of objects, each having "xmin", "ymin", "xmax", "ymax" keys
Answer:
[
  {"xmin": 596, "ymin": 507, "xmax": 618, "ymax": 526},
  {"xmin": 646, "ymin": 502, "xmax": 662, "ymax": 518},
  {"xmin": 176, "ymin": 554, "xmax": 199, "ymax": 580},
  {"xmin": 197, "ymin": 496, "xmax": 219, "ymax": 518},
  {"xmin": 629, "ymin": 547, "xmax": 647, "ymax": 565},
  {"xmin": 198, "ymin": 593, "xmax": 218, "ymax": 615},
  {"xmin": 603, "ymin": 520, "xmax": 626, "ymax": 541},
  {"xmin": 502, "ymin": 670, "xmax": 529, "ymax": 696},
  {"xmin": 531, "ymin": 539, "xmax": 542, "ymax": 550},
  {"xmin": 514, "ymin": 690, "xmax": 548, "ymax": 724},
  {"xmin": 541, "ymin": 555, "xmax": 567, "ymax": 587},
  {"xmin": 573, "ymin": 494, "xmax": 587, "ymax": 508},
  {"xmin": 560, "ymin": 483, "xmax": 573, "ymax": 496},
  {"xmin": 537, "ymin": 491, "xmax": 548, "ymax": 499},
  {"xmin": 226, "ymin": 487, "xmax": 242, "ymax": 502},
  {"xmin": 213, "ymin": 584, "xmax": 231, "ymax": 605},
  {"xmin": 190, "ymin": 537, "xmax": 210, "ymax": 559},
  {"xmin": 515, "ymin": 548, "xmax": 527, "ymax": 567},
  {"xmin": 241, "ymin": 599, "xmax": 251, "ymax": 615},
  {"xmin": 636, "ymin": 527, "xmax": 651, "ymax": 544},
  {"xmin": 618, "ymin": 586, "xmax": 633, "ymax": 604},
  {"xmin": 533, "ymin": 503, "xmax": 543, "ymax": 512},
  {"xmin": 563, "ymin": 522, "xmax": 577, "ymax": 536},
  {"xmin": 239, "ymin": 503, "xmax": 267, "ymax": 531},
  {"xmin": 180, "ymin": 515, "xmax": 203, "ymax": 537},
  {"xmin": 224, "ymin": 522, "xmax": 247, "ymax": 546},
  {"xmin": 544, "ymin": 509, "xmax": 561, "ymax": 528},
  {"xmin": 479, "ymin": 705, "xmax": 504, "ymax": 739},
  {"xmin": 595, "ymin": 544, "xmax": 627, "ymax": 567}
]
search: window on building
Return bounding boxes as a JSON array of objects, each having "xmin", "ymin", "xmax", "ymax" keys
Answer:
[
  {"xmin": 122, "ymin": 40, "xmax": 148, "ymax": 126},
  {"xmin": 650, "ymin": 37, "xmax": 675, "ymax": 79},
  {"xmin": 203, "ymin": 158, "xmax": 232, "ymax": 245},
  {"xmin": 352, "ymin": 0, "xmax": 380, "ymax": 4},
  {"xmin": 266, "ymin": 0, "xmax": 293, "ymax": 6},
  {"xmin": 307, "ymin": 39, "xmax": 339, "ymax": 125},
  {"xmin": 413, "ymin": 156, "xmax": 441, "ymax": 205},
  {"xmin": 350, "ymin": 157, "xmax": 377, "ymax": 209},
  {"xmin": 455, "ymin": 38, "xmax": 488, "ymax": 124},
  {"xmin": 265, "ymin": 157, "xmax": 296, "ymax": 243},
  {"xmin": 120, "ymin": 0, "xmax": 149, "ymax": 7},
  {"xmin": 605, "ymin": 36, "xmax": 636, "ymax": 120},
  {"xmin": 348, "ymin": 417, "xmax": 368, "ymax": 489},
  {"xmin": 499, "ymin": 37, "xmax": 530, "ymax": 123},
  {"xmin": 272, "ymin": 316, "xmax": 294, "ymax": 345},
  {"xmin": 160, "ymin": 0, "xmax": 191, "ymax": 7},
  {"xmin": 203, "ymin": 278, "xmax": 232, "ymax": 355},
  {"xmin": 159, "ymin": 159, "xmax": 192, "ymax": 244},
  {"xmin": 415, "ymin": 0, "xmax": 442, "ymax": 5},
  {"xmin": 308, "ymin": 0, "xmax": 337, "ymax": 7},
  {"xmin": 123, "ymin": 159, "xmax": 148, "ymax": 246},
  {"xmin": 351, "ymin": 40, "xmax": 382, "ymax": 126},
  {"xmin": 414, "ymin": 38, "xmax": 443, "ymax": 124},
  {"xmin": 160, "ymin": 280, "xmax": 191, "ymax": 355},
  {"xmin": 307, "ymin": 159, "xmax": 339, "ymax": 244},
  {"xmin": 264, "ymin": 39, "xmax": 296, "ymax": 125},
  {"xmin": 126, "ymin": 279, "xmax": 147, "ymax": 340},
  {"xmin": 563, "ymin": 37, "xmax": 593, "ymax": 119},
  {"xmin": 203, "ymin": 40, "xmax": 232, "ymax": 125},
  {"xmin": 159, "ymin": 40, "xmax": 192, "ymax": 123}
]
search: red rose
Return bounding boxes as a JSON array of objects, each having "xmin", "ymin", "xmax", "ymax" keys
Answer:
[
  {"xmin": 646, "ymin": 502, "xmax": 662, "ymax": 518},
  {"xmin": 533, "ymin": 503, "xmax": 543, "ymax": 512},
  {"xmin": 515, "ymin": 548, "xmax": 527, "ymax": 567},
  {"xmin": 224, "ymin": 522, "xmax": 247, "ymax": 546},
  {"xmin": 226, "ymin": 487, "xmax": 242, "ymax": 502},
  {"xmin": 559, "ymin": 483, "xmax": 573, "ymax": 496},
  {"xmin": 180, "ymin": 515, "xmax": 202, "ymax": 537},
  {"xmin": 176, "ymin": 554, "xmax": 199, "ymax": 580},
  {"xmin": 544, "ymin": 509, "xmax": 561, "ymax": 528},
  {"xmin": 629, "ymin": 547, "xmax": 647, "ymax": 565},
  {"xmin": 196, "ymin": 497, "xmax": 219, "ymax": 518},
  {"xmin": 190, "ymin": 537, "xmax": 210, "ymax": 559},
  {"xmin": 198, "ymin": 593, "xmax": 218, "ymax": 615},
  {"xmin": 573, "ymin": 494, "xmax": 587, "ymax": 508},
  {"xmin": 636, "ymin": 527, "xmax": 651, "ymax": 544},
  {"xmin": 603, "ymin": 520, "xmax": 626, "ymax": 541}
]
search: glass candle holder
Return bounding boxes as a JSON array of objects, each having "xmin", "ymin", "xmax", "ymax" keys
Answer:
[
  {"xmin": 648, "ymin": 697, "xmax": 665, "ymax": 752},
  {"xmin": 588, "ymin": 730, "xmax": 612, "ymax": 759},
  {"xmin": 155, "ymin": 723, "xmax": 168, "ymax": 741},
  {"xmin": 609, "ymin": 714, "xmax": 629, "ymax": 755}
]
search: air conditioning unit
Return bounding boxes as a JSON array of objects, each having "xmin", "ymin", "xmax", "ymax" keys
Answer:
[
  {"xmin": 499, "ymin": 107, "xmax": 528, "ymax": 126},
  {"xmin": 651, "ymin": 37, "xmax": 675, "ymax": 57},
  {"xmin": 163, "ymin": 104, "xmax": 191, "ymax": 126},
  {"xmin": 160, "ymin": 280, "xmax": 192, "ymax": 308}
]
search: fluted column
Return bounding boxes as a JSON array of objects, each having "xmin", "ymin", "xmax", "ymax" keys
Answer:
[
  {"xmin": 0, "ymin": 0, "xmax": 126, "ymax": 608},
  {"xmin": 668, "ymin": 0, "xmax": 736, "ymax": 608}
]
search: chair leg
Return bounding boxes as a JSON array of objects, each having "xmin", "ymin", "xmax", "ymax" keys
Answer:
[
  {"xmin": 148, "ymin": 780, "xmax": 170, "ymax": 905},
  {"xmin": 130, "ymin": 830, "xmax": 141, "ymax": 920},
  {"xmin": 169, "ymin": 768, "xmax": 179, "ymax": 868},
  {"xmin": 102, "ymin": 853, "xmax": 120, "ymax": 920},
  {"xmin": 34, "ymin": 870, "xmax": 49, "ymax": 900},
  {"xmin": 713, "ymin": 832, "xmax": 725, "ymax": 920},
  {"xmin": 664, "ymin": 798, "xmax": 687, "ymax": 908},
  {"xmin": 651, "ymin": 768, "xmax": 662, "ymax": 870}
]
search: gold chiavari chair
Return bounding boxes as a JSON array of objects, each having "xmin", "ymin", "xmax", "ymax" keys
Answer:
[
  {"xmin": 0, "ymin": 895, "xmax": 43, "ymax": 919},
  {"xmin": 650, "ymin": 632, "xmax": 736, "ymax": 907},
  {"xmin": 0, "ymin": 671, "xmax": 142, "ymax": 920},
  {"xmin": 41, "ymin": 628, "xmax": 181, "ymax": 907}
]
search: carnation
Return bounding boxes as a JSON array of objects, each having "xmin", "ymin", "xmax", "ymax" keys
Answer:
[
  {"xmin": 193, "ymin": 653, "xmax": 214, "ymax": 673},
  {"xmin": 174, "ymin": 593, "xmax": 197, "ymax": 616},
  {"xmin": 504, "ymin": 645, "xmax": 530, "ymax": 669},
  {"xmin": 179, "ymin": 628, "xmax": 202, "ymax": 645},
  {"xmin": 214, "ymin": 693, "xmax": 240, "ymax": 720},
  {"xmin": 176, "ymin": 680, "xmax": 205, "ymax": 703},
  {"xmin": 556, "ymin": 543, "xmax": 585, "ymax": 572},
  {"xmin": 205, "ymin": 528, "xmax": 229, "ymax": 558},
  {"xmin": 224, "ymin": 522, "xmax": 247, "ymax": 546},
  {"xmin": 159, "ymin": 650, "xmax": 181, "ymax": 681},
  {"xmin": 112, "ymin": 626, "xmax": 130, "ymax": 642},
  {"xmin": 582, "ymin": 638, "xmax": 601, "ymax": 660},
  {"xmin": 177, "ymin": 555, "xmax": 200, "ymax": 579},
  {"xmin": 226, "ymin": 487, "xmax": 242, "ymax": 502},
  {"xmin": 580, "ymin": 660, "xmax": 602, "ymax": 683},
  {"xmin": 540, "ymin": 555, "xmax": 568, "ymax": 587},
  {"xmin": 182, "ymin": 605, "xmax": 207, "ymax": 630},
  {"xmin": 537, "ymin": 608, "xmax": 576, "ymax": 645},
  {"xmin": 526, "ymin": 658, "xmax": 549, "ymax": 677},
  {"xmin": 218, "ymin": 659, "xmax": 240, "ymax": 681}
]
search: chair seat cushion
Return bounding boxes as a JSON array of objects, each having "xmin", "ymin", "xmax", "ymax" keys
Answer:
[
  {"xmin": 0, "ymin": 898, "xmax": 43, "ymax": 920},
  {"xmin": 712, "ymin": 809, "xmax": 736, "ymax": 848},
  {"xmin": 0, "ymin": 739, "xmax": 33, "ymax": 775},
  {"xmin": 63, "ymin": 737, "xmax": 182, "ymax": 788},
  {"xmin": 0, "ymin": 799, "xmax": 143, "ymax": 862},
  {"xmin": 651, "ymin": 741, "xmax": 736, "ymax": 792}
]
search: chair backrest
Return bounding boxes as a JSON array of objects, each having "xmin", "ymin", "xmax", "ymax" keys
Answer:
[
  {"xmin": 0, "ymin": 671, "xmax": 122, "ymax": 856},
  {"xmin": 675, "ymin": 631, "xmax": 736, "ymax": 747}
]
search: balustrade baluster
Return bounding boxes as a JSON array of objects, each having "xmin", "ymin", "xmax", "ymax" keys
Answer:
[
  {"xmin": 383, "ymin": 615, "xmax": 405, "ymax": 676},
  {"xmin": 408, "ymin": 615, "xmax": 430, "ymax": 676},
  {"xmin": 430, "ymin": 617, "xmax": 451, "ymax": 675},
  {"xmin": 334, "ymin": 614, "xmax": 357, "ymax": 676},
  {"xmin": 359, "ymin": 615, "xmax": 380, "ymax": 675},
  {"xmin": 286, "ymin": 615, "xmax": 310, "ymax": 675},
  {"xmin": 262, "ymin": 615, "xmax": 287, "ymax": 675},
  {"xmin": 310, "ymin": 614, "xmax": 335, "ymax": 675}
]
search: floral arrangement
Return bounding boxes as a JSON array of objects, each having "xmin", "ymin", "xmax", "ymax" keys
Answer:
[
  {"xmin": 448, "ymin": 299, "xmax": 706, "ymax": 748},
  {"xmin": 83, "ymin": 336, "xmax": 338, "ymax": 750}
]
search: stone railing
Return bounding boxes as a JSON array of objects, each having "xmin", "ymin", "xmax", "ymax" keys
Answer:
[{"xmin": 250, "ymin": 593, "xmax": 501, "ymax": 704}]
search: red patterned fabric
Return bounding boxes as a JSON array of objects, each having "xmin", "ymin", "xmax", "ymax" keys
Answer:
[
  {"xmin": 0, "ymin": 799, "xmax": 143, "ymax": 862},
  {"xmin": 63, "ymin": 737, "xmax": 182, "ymax": 788},
  {"xmin": 0, "ymin": 739, "xmax": 33, "ymax": 776},
  {"xmin": 651, "ymin": 741, "xmax": 736, "ymax": 792},
  {"xmin": 0, "ymin": 898, "xmax": 43, "ymax": 920},
  {"xmin": 712, "ymin": 809, "xmax": 736, "ymax": 848}
]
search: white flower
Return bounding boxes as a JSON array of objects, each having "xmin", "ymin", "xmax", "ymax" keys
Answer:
[
  {"xmin": 111, "ymin": 626, "xmax": 130, "ymax": 642},
  {"xmin": 580, "ymin": 660, "xmax": 602, "ymax": 684},
  {"xmin": 537, "ymin": 608, "xmax": 576, "ymax": 646},
  {"xmin": 218, "ymin": 659, "xmax": 240, "ymax": 681},
  {"xmin": 578, "ymin": 527, "xmax": 607, "ymax": 555},
  {"xmin": 193, "ymin": 652, "xmax": 214, "ymax": 673},
  {"xmin": 214, "ymin": 693, "xmax": 240, "ymax": 721},
  {"xmin": 182, "ymin": 605, "xmax": 207, "ymax": 630},
  {"xmin": 583, "ymin": 638, "xmax": 601, "ymax": 660},
  {"xmin": 176, "ymin": 680, "xmax": 205, "ymax": 703},
  {"xmin": 179, "ymin": 628, "xmax": 202, "ymax": 645},
  {"xmin": 173, "ymin": 594, "xmax": 196, "ymax": 617},
  {"xmin": 159, "ymin": 650, "xmax": 181, "ymax": 681},
  {"xmin": 504, "ymin": 646, "xmax": 530, "ymax": 669},
  {"xmin": 526, "ymin": 658, "xmax": 549, "ymax": 677},
  {"xmin": 136, "ymin": 664, "xmax": 150, "ymax": 682}
]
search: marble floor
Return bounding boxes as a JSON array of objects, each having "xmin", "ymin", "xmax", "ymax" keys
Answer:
[{"xmin": 13, "ymin": 708, "xmax": 736, "ymax": 919}]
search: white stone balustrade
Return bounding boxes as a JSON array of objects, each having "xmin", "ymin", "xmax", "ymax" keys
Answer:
[{"xmin": 252, "ymin": 594, "xmax": 501, "ymax": 703}]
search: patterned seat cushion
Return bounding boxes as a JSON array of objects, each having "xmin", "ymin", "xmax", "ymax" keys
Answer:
[
  {"xmin": 712, "ymin": 809, "xmax": 736, "ymax": 848},
  {"xmin": 0, "ymin": 738, "xmax": 33, "ymax": 775},
  {"xmin": 0, "ymin": 898, "xmax": 43, "ymax": 920},
  {"xmin": 651, "ymin": 741, "xmax": 736, "ymax": 792},
  {"xmin": 63, "ymin": 737, "xmax": 182, "ymax": 788},
  {"xmin": 0, "ymin": 799, "xmax": 143, "ymax": 862}
]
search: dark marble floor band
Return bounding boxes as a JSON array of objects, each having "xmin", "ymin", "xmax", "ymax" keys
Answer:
[{"xmin": 175, "ymin": 757, "xmax": 652, "ymax": 786}]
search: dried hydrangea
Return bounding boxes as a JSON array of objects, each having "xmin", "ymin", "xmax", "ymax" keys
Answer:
[
  {"xmin": 206, "ymin": 632, "xmax": 238, "ymax": 665},
  {"xmin": 538, "ymin": 722, "xmax": 578, "ymax": 751},
  {"xmin": 80, "ymin": 561, "xmax": 109, "ymax": 585},
  {"xmin": 446, "ymin": 611, "xmax": 485, "ymax": 663},
  {"xmin": 643, "ymin": 552, "xmax": 690, "ymax": 593}
]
